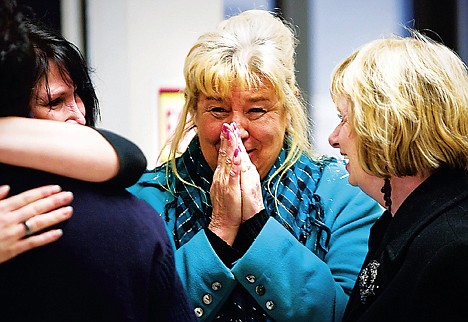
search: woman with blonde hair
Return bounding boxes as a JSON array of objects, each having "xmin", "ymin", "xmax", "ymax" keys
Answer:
[
  {"xmin": 130, "ymin": 10, "xmax": 382, "ymax": 321},
  {"xmin": 329, "ymin": 32, "xmax": 468, "ymax": 321}
]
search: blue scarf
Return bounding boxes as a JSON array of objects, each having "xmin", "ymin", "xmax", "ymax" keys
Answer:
[{"xmin": 164, "ymin": 137, "xmax": 332, "ymax": 259}]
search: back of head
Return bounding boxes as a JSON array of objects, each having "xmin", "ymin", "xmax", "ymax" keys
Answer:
[
  {"xmin": 26, "ymin": 21, "xmax": 100, "ymax": 126},
  {"xmin": 0, "ymin": 0, "xmax": 35, "ymax": 117},
  {"xmin": 331, "ymin": 31, "xmax": 468, "ymax": 177}
]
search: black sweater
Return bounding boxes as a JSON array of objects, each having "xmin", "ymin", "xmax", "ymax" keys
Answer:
[{"xmin": 0, "ymin": 164, "xmax": 196, "ymax": 321}]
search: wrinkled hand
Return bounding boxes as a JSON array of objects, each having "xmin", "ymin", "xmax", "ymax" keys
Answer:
[
  {"xmin": 0, "ymin": 185, "xmax": 73, "ymax": 264},
  {"xmin": 209, "ymin": 122, "xmax": 264, "ymax": 245},
  {"xmin": 209, "ymin": 123, "xmax": 242, "ymax": 245},
  {"xmin": 236, "ymin": 129, "xmax": 264, "ymax": 222}
]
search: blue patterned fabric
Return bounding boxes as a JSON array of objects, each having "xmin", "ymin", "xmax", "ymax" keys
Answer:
[
  {"xmin": 130, "ymin": 135, "xmax": 383, "ymax": 321},
  {"xmin": 154, "ymin": 136, "xmax": 334, "ymax": 260}
]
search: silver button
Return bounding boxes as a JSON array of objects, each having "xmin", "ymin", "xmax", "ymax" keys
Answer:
[
  {"xmin": 194, "ymin": 307, "xmax": 204, "ymax": 318},
  {"xmin": 265, "ymin": 300, "xmax": 275, "ymax": 311},
  {"xmin": 202, "ymin": 293, "xmax": 213, "ymax": 305},
  {"xmin": 211, "ymin": 281, "xmax": 222, "ymax": 291},
  {"xmin": 246, "ymin": 274, "xmax": 256, "ymax": 283},
  {"xmin": 255, "ymin": 285, "xmax": 265, "ymax": 296}
]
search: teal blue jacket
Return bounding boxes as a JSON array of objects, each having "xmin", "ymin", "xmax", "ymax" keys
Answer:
[{"xmin": 129, "ymin": 158, "xmax": 382, "ymax": 322}]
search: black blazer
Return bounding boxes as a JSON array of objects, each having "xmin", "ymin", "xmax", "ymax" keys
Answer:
[
  {"xmin": 0, "ymin": 164, "xmax": 196, "ymax": 322},
  {"xmin": 343, "ymin": 167, "xmax": 468, "ymax": 322}
]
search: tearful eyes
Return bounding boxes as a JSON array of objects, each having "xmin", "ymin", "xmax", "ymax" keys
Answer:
[{"xmin": 208, "ymin": 107, "xmax": 267, "ymax": 120}]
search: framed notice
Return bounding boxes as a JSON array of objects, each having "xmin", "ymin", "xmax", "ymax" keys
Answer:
[
  {"xmin": 159, "ymin": 88, "xmax": 184, "ymax": 144},
  {"xmin": 158, "ymin": 88, "xmax": 192, "ymax": 162}
]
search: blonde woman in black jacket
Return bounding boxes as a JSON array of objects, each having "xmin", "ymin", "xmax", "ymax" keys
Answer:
[{"xmin": 328, "ymin": 31, "xmax": 468, "ymax": 322}]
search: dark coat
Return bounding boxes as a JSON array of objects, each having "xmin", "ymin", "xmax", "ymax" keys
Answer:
[
  {"xmin": 0, "ymin": 164, "xmax": 196, "ymax": 322},
  {"xmin": 343, "ymin": 167, "xmax": 468, "ymax": 322}
]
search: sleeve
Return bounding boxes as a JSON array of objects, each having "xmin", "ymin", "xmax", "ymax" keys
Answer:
[
  {"xmin": 175, "ymin": 231, "xmax": 239, "ymax": 321},
  {"xmin": 204, "ymin": 209, "xmax": 269, "ymax": 267},
  {"xmin": 96, "ymin": 129, "xmax": 147, "ymax": 188},
  {"xmin": 229, "ymin": 164, "xmax": 382, "ymax": 322}
]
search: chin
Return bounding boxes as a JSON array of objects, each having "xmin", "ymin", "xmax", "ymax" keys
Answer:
[{"xmin": 347, "ymin": 175, "xmax": 358, "ymax": 186}]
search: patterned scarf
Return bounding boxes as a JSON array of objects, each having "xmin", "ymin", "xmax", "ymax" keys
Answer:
[{"xmin": 163, "ymin": 137, "xmax": 332, "ymax": 258}]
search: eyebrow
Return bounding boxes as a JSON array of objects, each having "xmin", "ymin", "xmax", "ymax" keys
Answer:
[{"xmin": 205, "ymin": 96, "xmax": 223, "ymax": 102}]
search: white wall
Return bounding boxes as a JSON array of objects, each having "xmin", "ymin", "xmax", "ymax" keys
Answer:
[
  {"xmin": 310, "ymin": 0, "xmax": 411, "ymax": 158},
  {"xmin": 87, "ymin": 0, "xmax": 223, "ymax": 167},
  {"xmin": 85, "ymin": 0, "xmax": 412, "ymax": 166}
]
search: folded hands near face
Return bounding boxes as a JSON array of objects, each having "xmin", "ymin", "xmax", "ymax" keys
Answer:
[{"xmin": 208, "ymin": 122, "xmax": 265, "ymax": 245}]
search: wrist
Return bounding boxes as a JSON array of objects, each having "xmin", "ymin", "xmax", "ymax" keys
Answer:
[{"xmin": 208, "ymin": 221, "xmax": 239, "ymax": 246}]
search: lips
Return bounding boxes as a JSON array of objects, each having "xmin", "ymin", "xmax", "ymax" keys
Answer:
[{"xmin": 340, "ymin": 154, "xmax": 349, "ymax": 170}]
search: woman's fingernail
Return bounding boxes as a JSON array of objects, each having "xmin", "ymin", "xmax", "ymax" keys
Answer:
[
  {"xmin": 234, "ymin": 148, "xmax": 239, "ymax": 157},
  {"xmin": 222, "ymin": 124, "xmax": 231, "ymax": 140}
]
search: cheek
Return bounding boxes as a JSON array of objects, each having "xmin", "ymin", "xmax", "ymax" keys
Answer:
[
  {"xmin": 32, "ymin": 107, "xmax": 53, "ymax": 120},
  {"xmin": 196, "ymin": 119, "xmax": 222, "ymax": 170},
  {"xmin": 249, "ymin": 121, "xmax": 285, "ymax": 170},
  {"xmin": 253, "ymin": 119, "xmax": 286, "ymax": 145},
  {"xmin": 197, "ymin": 119, "xmax": 221, "ymax": 144},
  {"xmin": 76, "ymin": 97, "xmax": 86, "ymax": 116}
]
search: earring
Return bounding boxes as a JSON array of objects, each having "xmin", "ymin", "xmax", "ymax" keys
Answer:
[{"xmin": 380, "ymin": 177, "xmax": 392, "ymax": 213}]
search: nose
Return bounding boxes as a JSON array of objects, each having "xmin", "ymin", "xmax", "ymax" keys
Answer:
[
  {"xmin": 328, "ymin": 126, "xmax": 340, "ymax": 148},
  {"xmin": 231, "ymin": 113, "xmax": 249, "ymax": 140},
  {"xmin": 65, "ymin": 99, "xmax": 86, "ymax": 125}
]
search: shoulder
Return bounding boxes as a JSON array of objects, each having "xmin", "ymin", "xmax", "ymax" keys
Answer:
[
  {"xmin": 310, "ymin": 156, "xmax": 383, "ymax": 221},
  {"xmin": 311, "ymin": 156, "xmax": 352, "ymax": 193},
  {"xmin": 419, "ymin": 202, "xmax": 468, "ymax": 247},
  {"xmin": 95, "ymin": 128, "xmax": 147, "ymax": 187},
  {"xmin": 135, "ymin": 163, "xmax": 170, "ymax": 185},
  {"xmin": 127, "ymin": 163, "xmax": 175, "ymax": 213},
  {"xmin": 284, "ymin": 154, "xmax": 341, "ymax": 185}
]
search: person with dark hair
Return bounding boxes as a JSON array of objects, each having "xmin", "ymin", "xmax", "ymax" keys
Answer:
[
  {"xmin": 329, "ymin": 32, "xmax": 468, "ymax": 321},
  {"xmin": 0, "ymin": 1, "xmax": 196, "ymax": 320},
  {"xmin": 0, "ymin": 1, "xmax": 147, "ymax": 186},
  {"xmin": 0, "ymin": 0, "xmax": 146, "ymax": 262},
  {"xmin": 27, "ymin": 20, "xmax": 99, "ymax": 126},
  {"xmin": 13, "ymin": 18, "xmax": 147, "ymax": 187},
  {"xmin": 0, "ymin": 0, "xmax": 73, "ymax": 262}
]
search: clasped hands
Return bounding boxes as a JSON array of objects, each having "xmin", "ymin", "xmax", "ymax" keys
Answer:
[{"xmin": 208, "ymin": 122, "xmax": 264, "ymax": 245}]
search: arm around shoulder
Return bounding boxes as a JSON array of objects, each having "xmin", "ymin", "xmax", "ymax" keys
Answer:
[{"xmin": 0, "ymin": 117, "xmax": 146, "ymax": 187}]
